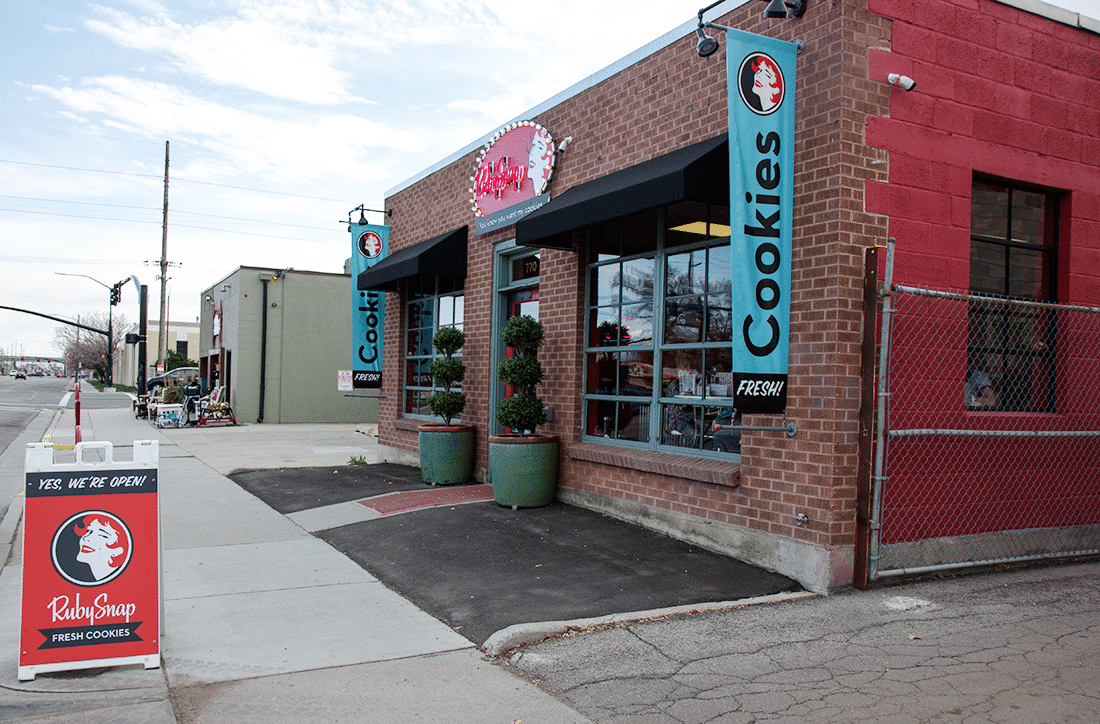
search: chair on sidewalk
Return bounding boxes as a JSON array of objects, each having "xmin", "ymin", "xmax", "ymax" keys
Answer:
[{"xmin": 196, "ymin": 385, "xmax": 237, "ymax": 427}]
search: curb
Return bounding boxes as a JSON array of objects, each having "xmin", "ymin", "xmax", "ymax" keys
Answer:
[
  {"xmin": 481, "ymin": 589, "xmax": 818, "ymax": 657},
  {"xmin": 0, "ymin": 409, "xmax": 58, "ymax": 567},
  {"xmin": 0, "ymin": 496, "xmax": 24, "ymax": 567}
]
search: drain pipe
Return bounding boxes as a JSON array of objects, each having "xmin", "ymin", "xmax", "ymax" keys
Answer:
[{"xmin": 257, "ymin": 273, "xmax": 273, "ymax": 423}]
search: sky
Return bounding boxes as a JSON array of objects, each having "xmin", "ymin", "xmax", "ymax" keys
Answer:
[
  {"xmin": 1, "ymin": 0, "xmax": 709, "ymax": 360},
  {"xmin": 2, "ymin": 0, "xmax": 1096, "ymax": 361}
]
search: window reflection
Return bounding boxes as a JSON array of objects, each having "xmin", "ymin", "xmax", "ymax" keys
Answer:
[
  {"xmin": 403, "ymin": 276, "xmax": 464, "ymax": 416},
  {"xmin": 584, "ymin": 203, "xmax": 736, "ymax": 455}
]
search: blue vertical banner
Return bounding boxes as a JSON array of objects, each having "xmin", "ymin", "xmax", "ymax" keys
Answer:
[
  {"xmin": 727, "ymin": 29, "xmax": 797, "ymax": 415},
  {"xmin": 351, "ymin": 223, "xmax": 388, "ymax": 389}
]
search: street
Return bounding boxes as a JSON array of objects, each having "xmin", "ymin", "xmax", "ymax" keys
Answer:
[
  {"xmin": 0, "ymin": 374, "xmax": 132, "ymax": 451},
  {"xmin": 0, "ymin": 374, "xmax": 68, "ymax": 454}
]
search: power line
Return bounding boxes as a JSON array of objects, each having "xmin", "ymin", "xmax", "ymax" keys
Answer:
[
  {"xmin": 0, "ymin": 208, "xmax": 336, "ymax": 243},
  {"xmin": 0, "ymin": 194, "xmax": 150, "ymax": 212},
  {"xmin": 0, "ymin": 158, "xmax": 349, "ymax": 202},
  {"xmin": 0, "ymin": 194, "xmax": 336, "ymax": 231},
  {"xmin": 0, "ymin": 158, "xmax": 159, "ymax": 179},
  {"xmin": 0, "ymin": 207, "xmax": 154, "ymax": 223},
  {"xmin": 0, "ymin": 254, "xmax": 232, "ymax": 274}
]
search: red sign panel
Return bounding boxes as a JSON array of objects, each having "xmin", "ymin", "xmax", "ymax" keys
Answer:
[
  {"xmin": 472, "ymin": 121, "xmax": 555, "ymax": 219},
  {"xmin": 20, "ymin": 442, "xmax": 160, "ymax": 680}
]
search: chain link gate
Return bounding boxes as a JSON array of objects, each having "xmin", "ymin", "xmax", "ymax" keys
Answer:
[{"xmin": 862, "ymin": 240, "xmax": 1100, "ymax": 582}]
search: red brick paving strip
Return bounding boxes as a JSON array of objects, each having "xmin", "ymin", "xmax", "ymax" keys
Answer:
[{"xmin": 357, "ymin": 484, "xmax": 495, "ymax": 516}]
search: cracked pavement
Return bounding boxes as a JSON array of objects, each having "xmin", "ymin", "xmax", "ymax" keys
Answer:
[{"xmin": 504, "ymin": 561, "xmax": 1100, "ymax": 723}]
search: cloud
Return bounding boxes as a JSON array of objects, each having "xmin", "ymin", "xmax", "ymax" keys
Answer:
[
  {"xmin": 85, "ymin": 4, "xmax": 359, "ymax": 105},
  {"xmin": 32, "ymin": 76, "xmax": 419, "ymax": 184}
]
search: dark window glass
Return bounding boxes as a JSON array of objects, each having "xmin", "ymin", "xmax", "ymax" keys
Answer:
[
  {"xmin": 403, "ymin": 276, "xmax": 464, "ymax": 416},
  {"xmin": 584, "ymin": 204, "xmax": 737, "ymax": 457},
  {"xmin": 967, "ymin": 179, "xmax": 1057, "ymax": 412}
]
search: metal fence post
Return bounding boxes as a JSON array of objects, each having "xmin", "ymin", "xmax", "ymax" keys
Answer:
[
  {"xmin": 867, "ymin": 237, "xmax": 897, "ymax": 582},
  {"xmin": 854, "ymin": 244, "xmax": 880, "ymax": 588}
]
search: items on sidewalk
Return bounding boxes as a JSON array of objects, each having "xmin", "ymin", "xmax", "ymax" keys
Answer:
[{"xmin": 135, "ymin": 384, "xmax": 237, "ymax": 427}]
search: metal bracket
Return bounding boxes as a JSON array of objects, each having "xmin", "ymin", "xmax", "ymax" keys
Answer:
[
  {"xmin": 345, "ymin": 204, "xmax": 392, "ymax": 227},
  {"xmin": 733, "ymin": 421, "xmax": 798, "ymax": 437}
]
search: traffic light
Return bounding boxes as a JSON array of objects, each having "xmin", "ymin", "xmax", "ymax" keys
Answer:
[{"xmin": 110, "ymin": 282, "xmax": 123, "ymax": 306}]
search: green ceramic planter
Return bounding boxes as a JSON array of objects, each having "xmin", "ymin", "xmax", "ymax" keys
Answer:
[
  {"xmin": 488, "ymin": 434, "xmax": 558, "ymax": 508},
  {"xmin": 418, "ymin": 424, "xmax": 475, "ymax": 486}
]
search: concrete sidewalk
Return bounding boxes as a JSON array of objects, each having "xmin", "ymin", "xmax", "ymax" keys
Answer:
[{"xmin": 0, "ymin": 395, "xmax": 592, "ymax": 723}]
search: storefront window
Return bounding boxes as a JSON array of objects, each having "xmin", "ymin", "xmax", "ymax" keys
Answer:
[
  {"xmin": 967, "ymin": 179, "xmax": 1058, "ymax": 412},
  {"xmin": 404, "ymin": 275, "xmax": 464, "ymax": 417},
  {"xmin": 584, "ymin": 203, "xmax": 739, "ymax": 456}
]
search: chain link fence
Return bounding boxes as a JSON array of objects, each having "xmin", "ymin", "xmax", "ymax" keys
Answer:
[{"xmin": 869, "ymin": 281, "xmax": 1100, "ymax": 580}]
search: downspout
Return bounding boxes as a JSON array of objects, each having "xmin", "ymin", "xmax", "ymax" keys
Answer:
[{"xmin": 258, "ymin": 277, "xmax": 269, "ymax": 423}]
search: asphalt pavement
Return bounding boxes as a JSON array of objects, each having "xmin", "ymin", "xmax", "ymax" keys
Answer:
[
  {"xmin": 1, "ymin": 381, "xmax": 1097, "ymax": 723},
  {"xmin": 505, "ymin": 560, "xmax": 1100, "ymax": 723}
]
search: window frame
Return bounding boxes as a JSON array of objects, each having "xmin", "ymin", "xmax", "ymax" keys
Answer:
[
  {"xmin": 402, "ymin": 275, "xmax": 464, "ymax": 420},
  {"xmin": 582, "ymin": 204, "xmax": 739, "ymax": 459},
  {"xmin": 967, "ymin": 177, "xmax": 1060, "ymax": 413}
]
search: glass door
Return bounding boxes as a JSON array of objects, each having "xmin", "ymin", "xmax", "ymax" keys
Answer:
[{"xmin": 493, "ymin": 246, "xmax": 540, "ymax": 433}]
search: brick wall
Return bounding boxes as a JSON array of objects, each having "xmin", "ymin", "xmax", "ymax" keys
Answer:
[
  {"xmin": 376, "ymin": 0, "xmax": 1096, "ymax": 590},
  {"xmin": 376, "ymin": 1, "xmax": 895, "ymax": 585}
]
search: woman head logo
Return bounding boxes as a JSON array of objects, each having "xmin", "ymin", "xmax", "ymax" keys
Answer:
[
  {"xmin": 527, "ymin": 127, "xmax": 554, "ymax": 195},
  {"xmin": 52, "ymin": 511, "xmax": 133, "ymax": 586},
  {"xmin": 738, "ymin": 52, "xmax": 785, "ymax": 115},
  {"xmin": 357, "ymin": 230, "xmax": 383, "ymax": 259}
]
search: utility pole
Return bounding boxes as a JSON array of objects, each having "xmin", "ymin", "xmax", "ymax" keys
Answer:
[{"xmin": 158, "ymin": 140, "xmax": 170, "ymax": 370}]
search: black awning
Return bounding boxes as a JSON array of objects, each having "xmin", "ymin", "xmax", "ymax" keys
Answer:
[
  {"xmin": 515, "ymin": 134, "xmax": 729, "ymax": 249},
  {"xmin": 356, "ymin": 226, "xmax": 468, "ymax": 292}
]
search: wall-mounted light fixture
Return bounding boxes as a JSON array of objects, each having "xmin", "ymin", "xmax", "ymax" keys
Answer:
[
  {"xmin": 696, "ymin": 25, "xmax": 720, "ymax": 57},
  {"xmin": 696, "ymin": 0, "xmax": 807, "ymax": 58},
  {"xmin": 346, "ymin": 204, "xmax": 392, "ymax": 227},
  {"xmin": 887, "ymin": 73, "xmax": 917, "ymax": 91}
]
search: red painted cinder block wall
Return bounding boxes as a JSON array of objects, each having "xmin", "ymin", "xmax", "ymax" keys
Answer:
[
  {"xmin": 864, "ymin": 0, "xmax": 1100, "ymax": 541},
  {"xmin": 865, "ymin": 0, "xmax": 1100, "ymax": 296}
]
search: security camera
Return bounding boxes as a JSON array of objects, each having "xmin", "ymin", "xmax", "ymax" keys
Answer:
[{"xmin": 888, "ymin": 73, "xmax": 916, "ymax": 91}]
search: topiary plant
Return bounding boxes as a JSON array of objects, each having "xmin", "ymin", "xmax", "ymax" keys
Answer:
[
  {"xmin": 496, "ymin": 315, "xmax": 547, "ymax": 435},
  {"xmin": 426, "ymin": 327, "xmax": 467, "ymax": 425}
]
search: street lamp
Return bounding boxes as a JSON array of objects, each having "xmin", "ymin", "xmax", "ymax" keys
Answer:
[{"xmin": 55, "ymin": 272, "xmax": 128, "ymax": 388}]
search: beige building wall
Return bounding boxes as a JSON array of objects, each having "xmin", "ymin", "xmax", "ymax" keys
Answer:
[
  {"xmin": 198, "ymin": 267, "xmax": 379, "ymax": 425},
  {"xmin": 114, "ymin": 320, "xmax": 200, "ymax": 388}
]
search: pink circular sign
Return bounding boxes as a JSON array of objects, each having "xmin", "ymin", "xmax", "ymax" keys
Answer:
[{"xmin": 471, "ymin": 121, "xmax": 555, "ymax": 218}]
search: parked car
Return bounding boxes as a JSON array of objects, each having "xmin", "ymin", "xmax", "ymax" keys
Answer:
[{"xmin": 146, "ymin": 367, "xmax": 205, "ymax": 394}]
